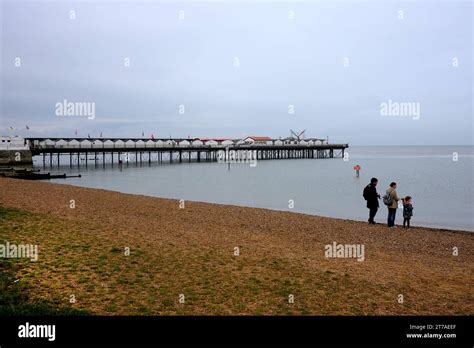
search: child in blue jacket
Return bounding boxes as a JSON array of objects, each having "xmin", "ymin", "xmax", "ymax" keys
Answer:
[{"xmin": 402, "ymin": 196, "xmax": 414, "ymax": 228}]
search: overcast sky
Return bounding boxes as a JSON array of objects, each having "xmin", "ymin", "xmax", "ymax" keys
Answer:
[{"xmin": 1, "ymin": 0, "xmax": 472, "ymax": 145}]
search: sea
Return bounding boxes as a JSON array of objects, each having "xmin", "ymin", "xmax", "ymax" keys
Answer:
[{"xmin": 35, "ymin": 146, "xmax": 473, "ymax": 231}]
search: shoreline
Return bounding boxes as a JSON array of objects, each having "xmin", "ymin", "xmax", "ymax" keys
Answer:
[
  {"xmin": 50, "ymin": 179, "xmax": 473, "ymax": 234},
  {"xmin": 0, "ymin": 177, "xmax": 473, "ymax": 315}
]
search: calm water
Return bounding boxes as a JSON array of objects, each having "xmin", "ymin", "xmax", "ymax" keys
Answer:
[{"xmin": 39, "ymin": 146, "xmax": 474, "ymax": 231}]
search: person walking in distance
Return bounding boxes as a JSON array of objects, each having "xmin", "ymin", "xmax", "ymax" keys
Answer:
[
  {"xmin": 363, "ymin": 177, "xmax": 381, "ymax": 224},
  {"xmin": 383, "ymin": 182, "xmax": 400, "ymax": 227}
]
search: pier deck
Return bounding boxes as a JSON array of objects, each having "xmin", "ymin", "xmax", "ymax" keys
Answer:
[{"xmin": 24, "ymin": 137, "xmax": 349, "ymax": 167}]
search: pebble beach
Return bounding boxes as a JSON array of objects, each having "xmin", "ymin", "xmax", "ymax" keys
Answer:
[{"xmin": 0, "ymin": 177, "xmax": 473, "ymax": 315}]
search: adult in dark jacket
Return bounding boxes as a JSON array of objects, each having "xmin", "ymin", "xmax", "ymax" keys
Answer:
[{"xmin": 363, "ymin": 177, "xmax": 381, "ymax": 224}]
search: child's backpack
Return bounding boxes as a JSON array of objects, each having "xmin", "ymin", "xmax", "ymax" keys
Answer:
[{"xmin": 382, "ymin": 191, "xmax": 393, "ymax": 206}]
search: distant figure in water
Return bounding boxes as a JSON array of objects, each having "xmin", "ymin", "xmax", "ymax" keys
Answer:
[
  {"xmin": 383, "ymin": 182, "xmax": 400, "ymax": 227},
  {"xmin": 402, "ymin": 196, "xmax": 414, "ymax": 228},
  {"xmin": 363, "ymin": 177, "xmax": 380, "ymax": 224}
]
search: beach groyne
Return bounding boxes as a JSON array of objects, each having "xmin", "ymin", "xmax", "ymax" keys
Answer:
[{"xmin": 0, "ymin": 150, "xmax": 33, "ymax": 165}]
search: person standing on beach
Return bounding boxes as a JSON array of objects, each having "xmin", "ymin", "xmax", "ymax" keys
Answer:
[
  {"xmin": 402, "ymin": 196, "xmax": 414, "ymax": 228},
  {"xmin": 363, "ymin": 177, "xmax": 381, "ymax": 224},
  {"xmin": 383, "ymin": 182, "xmax": 400, "ymax": 227}
]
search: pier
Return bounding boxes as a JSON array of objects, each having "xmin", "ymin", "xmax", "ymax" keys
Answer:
[{"xmin": 24, "ymin": 137, "xmax": 349, "ymax": 168}]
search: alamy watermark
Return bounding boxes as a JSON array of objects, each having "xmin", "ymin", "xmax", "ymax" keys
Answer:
[
  {"xmin": 324, "ymin": 242, "xmax": 365, "ymax": 262},
  {"xmin": 217, "ymin": 148, "xmax": 257, "ymax": 167},
  {"xmin": 18, "ymin": 322, "xmax": 55, "ymax": 341},
  {"xmin": 0, "ymin": 242, "xmax": 38, "ymax": 262},
  {"xmin": 380, "ymin": 99, "xmax": 420, "ymax": 120},
  {"xmin": 55, "ymin": 99, "xmax": 95, "ymax": 120}
]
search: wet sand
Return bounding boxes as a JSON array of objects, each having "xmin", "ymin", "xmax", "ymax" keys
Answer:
[{"xmin": 0, "ymin": 177, "xmax": 472, "ymax": 315}]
